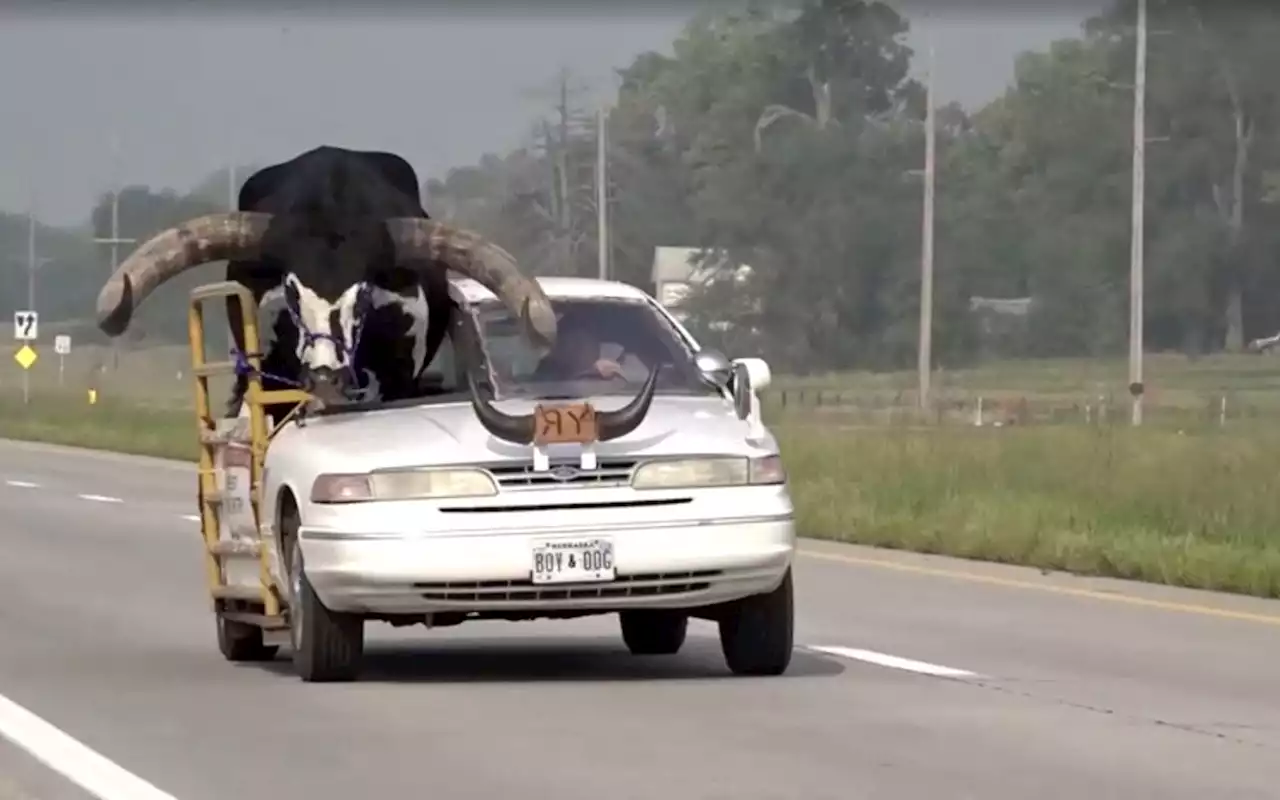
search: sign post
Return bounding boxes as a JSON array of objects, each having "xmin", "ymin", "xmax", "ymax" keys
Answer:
[
  {"xmin": 13, "ymin": 311, "xmax": 38, "ymax": 404},
  {"xmin": 54, "ymin": 334, "xmax": 70, "ymax": 387}
]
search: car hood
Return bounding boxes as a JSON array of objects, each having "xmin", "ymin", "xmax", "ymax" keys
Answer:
[{"xmin": 269, "ymin": 393, "xmax": 776, "ymax": 472}]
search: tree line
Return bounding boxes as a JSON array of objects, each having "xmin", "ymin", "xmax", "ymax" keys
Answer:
[{"xmin": 2, "ymin": 0, "xmax": 1278, "ymax": 374}]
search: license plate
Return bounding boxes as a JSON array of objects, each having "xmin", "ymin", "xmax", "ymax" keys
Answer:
[{"xmin": 531, "ymin": 538, "xmax": 615, "ymax": 585}]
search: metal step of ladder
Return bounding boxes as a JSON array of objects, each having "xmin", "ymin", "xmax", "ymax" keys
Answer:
[
  {"xmin": 197, "ymin": 417, "xmax": 281, "ymax": 618},
  {"xmin": 189, "ymin": 282, "xmax": 285, "ymax": 625}
]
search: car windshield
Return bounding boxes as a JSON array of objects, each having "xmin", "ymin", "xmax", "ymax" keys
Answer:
[{"xmin": 471, "ymin": 296, "xmax": 716, "ymax": 401}]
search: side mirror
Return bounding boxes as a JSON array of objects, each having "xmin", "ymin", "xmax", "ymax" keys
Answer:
[
  {"xmin": 695, "ymin": 349, "xmax": 733, "ymax": 388},
  {"xmin": 731, "ymin": 362, "xmax": 753, "ymax": 419},
  {"xmin": 732, "ymin": 357, "xmax": 772, "ymax": 391}
]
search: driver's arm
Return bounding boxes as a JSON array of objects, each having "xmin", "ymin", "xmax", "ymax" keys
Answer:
[
  {"xmin": 593, "ymin": 357, "xmax": 623, "ymax": 378},
  {"xmin": 617, "ymin": 352, "xmax": 650, "ymax": 383},
  {"xmin": 594, "ymin": 342, "xmax": 626, "ymax": 378}
]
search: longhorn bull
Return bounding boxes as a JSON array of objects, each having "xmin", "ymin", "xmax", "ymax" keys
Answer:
[{"xmin": 93, "ymin": 145, "xmax": 655, "ymax": 442}]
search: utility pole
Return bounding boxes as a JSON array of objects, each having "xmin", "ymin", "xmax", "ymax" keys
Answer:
[
  {"xmin": 1128, "ymin": 0, "xmax": 1147, "ymax": 426},
  {"xmin": 917, "ymin": 27, "xmax": 936, "ymax": 413},
  {"xmin": 93, "ymin": 136, "xmax": 135, "ymax": 370},
  {"xmin": 93, "ymin": 187, "xmax": 137, "ymax": 370},
  {"xmin": 24, "ymin": 209, "xmax": 35, "ymax": 406},
  {"xmin": 22, "ymin": 205, "xmax": 52, "ymax": 405},
  {"xmin": 596, "ymin": 105, "xmax": 609, "ymax": 281},
  {"xmin": 26, "ymin": 209, "xmax": 36, "ymax": 311}
]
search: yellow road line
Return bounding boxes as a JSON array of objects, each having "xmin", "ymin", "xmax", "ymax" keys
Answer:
[{"xmin": 799, "ymin": 547, "xmax": 1280, "ymax": 627}]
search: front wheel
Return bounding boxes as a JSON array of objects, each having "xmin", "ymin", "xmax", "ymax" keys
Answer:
[
  {"xmin": 718, "ymin": 568, "xmax": 794, "ymax": 676},
  {"xmin": 285, "ymin": 523, "xmax": 364, "ymax": 682}
]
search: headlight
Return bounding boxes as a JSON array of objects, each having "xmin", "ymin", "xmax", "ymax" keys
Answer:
[
  {"xmin": 310, "ymin": 468, "xmax": 498, "ymax": 503},
  {"xmin": 748, "ymin": 454, "xmax": 786, "ymax": 485},
  {"xmin": 310, "ymin": 473, "xmax": 374, "ymax": 503},
  {"xmin": 630, "ymin": 455, "xmax": 786, "ymax": 490}
]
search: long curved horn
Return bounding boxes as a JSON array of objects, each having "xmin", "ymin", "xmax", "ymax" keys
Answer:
[
  {"xmin": 384, "ymin": 218, "xmax": 557, "ymax": 352},
  {"xmin": 96, "ymin": 212, "xmax": 274, "ymax": 337},
  {"xmin": 595, "ymin": 369, "xmax": 660, "ymax": 442},
  {"xmin": 465, "ymin": 369, "xmax": 536, "ymax": 445},
  {"xmin": 466, "ymin": 367, "xmax": 662, "ymax": 446}
]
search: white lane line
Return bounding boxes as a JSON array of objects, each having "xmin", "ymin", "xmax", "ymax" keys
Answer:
[
  {"xmin": 180, "ymin": 515, "xmax": 200, "ymax": 523},
  {"xmin": 0, "ymin": 692, "xmax": 179, "ymax": 800},
  {"xmin": 4, "ymin": 480, "xmax": 39, "ymax": 488},
  {"xmin": 807, "ymin": 645, "xmax": 981, "ymax": 679},
  {"xmin": 76, "ymin": 494, "xmax": 123, "ymax": 504}
]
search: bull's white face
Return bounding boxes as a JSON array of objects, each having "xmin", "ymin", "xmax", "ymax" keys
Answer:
[
  {"xmin": 269, "ymin": 273, "xmax": 431, "ymax": 375},
  {"xmin": 282, "ymin": 274, "xmax": 363, "ymax": 370}
]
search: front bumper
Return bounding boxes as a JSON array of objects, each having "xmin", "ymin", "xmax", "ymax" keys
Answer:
[{"xmin": 297, "ymin": 513, "xmax": 795, "ymax": 616}]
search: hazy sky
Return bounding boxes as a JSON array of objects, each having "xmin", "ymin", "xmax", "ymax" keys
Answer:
[{"xmin": 0, "ymin": 2, "xmax": 1108, "ymax": 226}]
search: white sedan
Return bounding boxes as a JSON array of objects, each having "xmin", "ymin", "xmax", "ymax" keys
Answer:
[{"xmin": 247, "ymin": 277, "xmax": 796, "ymax": 682}]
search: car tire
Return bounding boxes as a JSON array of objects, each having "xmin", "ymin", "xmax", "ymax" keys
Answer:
[
  {"xmin": 285, "ymin": 521, "xmax": 364, "ymax": 683},
  {"xmin": 718, "ymin": 567, "xmax": 794, "ymax": 676},
  {"xmin": 216, "ymin": 615, "xmax": 279, "ymax": 662},
  {"xmin": 620, "ymin": 610, "xmax": 688, "ymax": 655}
]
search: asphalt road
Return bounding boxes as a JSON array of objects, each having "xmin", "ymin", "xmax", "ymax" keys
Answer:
[{"xmin": 0, "ymin": 437, "xmax": 1278, "ymax": 800}]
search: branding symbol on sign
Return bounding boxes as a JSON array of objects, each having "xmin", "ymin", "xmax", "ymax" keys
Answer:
[
  {"xmin": 13, "ymin": 311, "xmax": 38, "ymax": 341},
  {"xmin": 54, "ymin": 335, "xmax": 71, "ymax": 355}
]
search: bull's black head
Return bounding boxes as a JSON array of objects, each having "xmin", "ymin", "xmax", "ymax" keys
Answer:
[
  {"xmin": 93, "ymin": 147, "xmax": 568, "ymax": 428},
  {"xmin": 93, "ymin": 211, "xmax": 555, "ymax": 403}
]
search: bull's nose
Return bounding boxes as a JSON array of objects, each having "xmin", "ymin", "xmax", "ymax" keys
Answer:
[
  {"xmin": 306, "ymin": 367, "xmax": 348, "ymax": 404},
  {"xmin": 309, "ymin": 366, "xmax": 339, "ymax": 384}
]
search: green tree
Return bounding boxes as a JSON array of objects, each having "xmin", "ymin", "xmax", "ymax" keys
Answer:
[
  {"xmin": 416, "ymin": 0, "xmax": 1280, "ymax": 370},
  {"xmin": 665, "ymin": 1, "xmax": 961, "ymax": 371},
  {"xmin": 1087, "ymin": 0, "xmax": 1280, "ymax": 351}
]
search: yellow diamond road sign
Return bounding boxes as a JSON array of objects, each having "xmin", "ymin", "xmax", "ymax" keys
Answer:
[{"xmin": 14, "ymin": 344, "xmax": 37, "ymax": 370}]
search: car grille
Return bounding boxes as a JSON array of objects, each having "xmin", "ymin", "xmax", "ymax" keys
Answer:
[
  {"xmin": 413, "ymin": 570, "xmax": 719, "ymax": 602},
  {"xmin": 486, "ymin": 458, "xmax": 639, "ymax": 490},
  {"xmin": 440, "ymin": 497, "xmax": 690, "ymax": 514}
]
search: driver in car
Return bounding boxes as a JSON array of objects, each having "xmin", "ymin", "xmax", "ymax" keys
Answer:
[{"xmin": 530, "ymin": 312, "xmax": 630, "ymax": 382}]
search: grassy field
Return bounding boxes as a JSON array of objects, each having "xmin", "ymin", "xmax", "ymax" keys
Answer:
[
  {"xmin": 763, "ymin": 352, "xmax": 1280, "ymax": 428},
  {"xmin": 1, "ymin": 347, "xmax": 1278, "ymax": 598},
  {"xmin": 781, "ymin": 422, "xmax": 1280, "ymax": 598},
  {"xmin": 6, "ymin": 342, "xmax": 1278, "ymax": 414}
]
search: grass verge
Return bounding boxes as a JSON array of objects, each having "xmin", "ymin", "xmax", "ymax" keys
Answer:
[
  {"xmin": 780, "ymin": 422, "xmax": 1280, "ymax": 598},
  {"xmin": 1, "ymin": 390, "xmax": 1277, "ymax": 599},
  {"xmin": 0, "ymin": 393, "xmax": 194, "ymax": 460}
]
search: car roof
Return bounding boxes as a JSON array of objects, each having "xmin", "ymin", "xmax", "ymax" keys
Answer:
[{"xmin": 448, "ymin": 275, "xmax": 654, "ymax": 306}]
